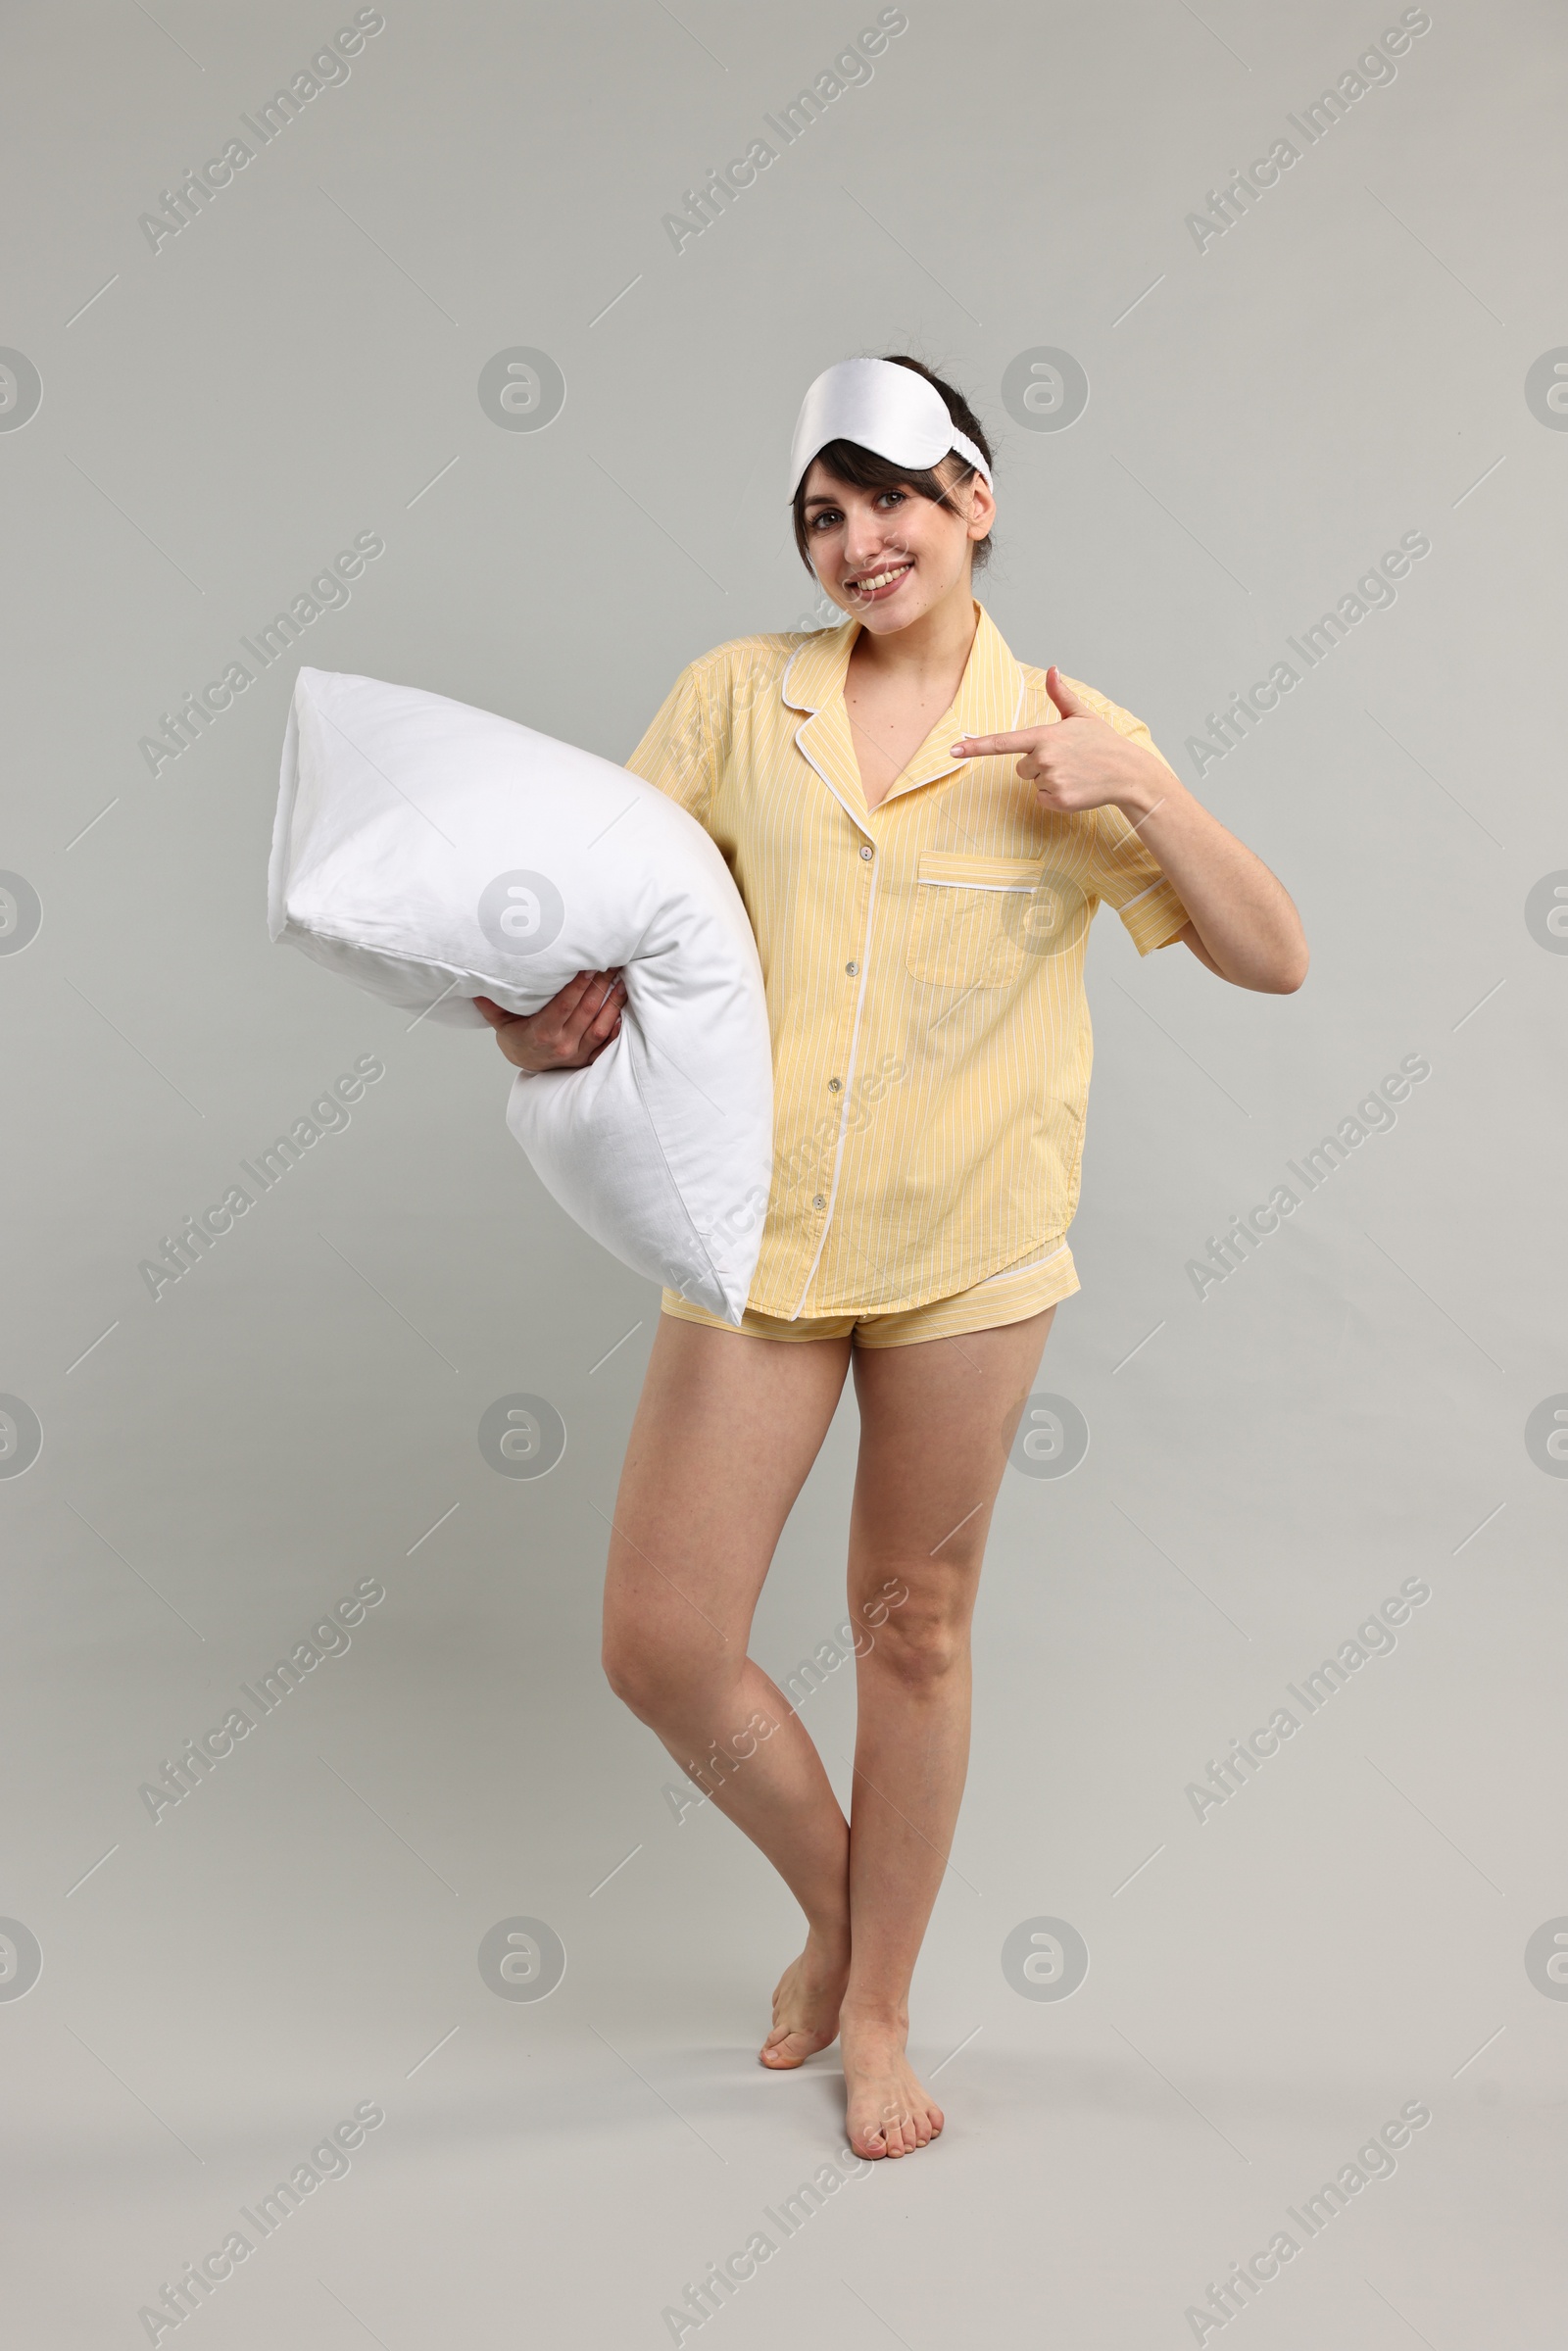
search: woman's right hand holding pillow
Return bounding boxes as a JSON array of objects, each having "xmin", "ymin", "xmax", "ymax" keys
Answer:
[{"xmin": 474, "ymin": 969, "xmax": 625, "ymax": 1071}]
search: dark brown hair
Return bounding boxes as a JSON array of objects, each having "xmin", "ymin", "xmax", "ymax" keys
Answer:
[{"xmin": 790, "ymin": 354, "xmax": 994, "ymax": 575}]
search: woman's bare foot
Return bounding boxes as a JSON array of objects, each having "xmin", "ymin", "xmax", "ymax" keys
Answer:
[
  {"xmin": 760, "ymin": 1932, "xmax": 851, "ymax": 2069},
  {"xmin": 839, "ymin": 2007, "xmax": 945, "ymax": 2156}
]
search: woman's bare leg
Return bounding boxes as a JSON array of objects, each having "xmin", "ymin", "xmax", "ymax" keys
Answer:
[
  {"xmin": 602, "ymin": 1314, "xmax": 857, "ymax": 2063},
  {"xmin": 837, "ymin": 1306, "xmax": 1056, "ymax": 2156}
]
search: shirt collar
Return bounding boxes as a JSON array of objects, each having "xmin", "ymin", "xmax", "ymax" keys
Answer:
[{"xmin": 780, "ymin": 600, "xmax": 1025, "ymax": 823}]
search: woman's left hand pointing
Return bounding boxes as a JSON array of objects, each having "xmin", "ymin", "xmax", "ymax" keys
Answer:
[{"xmin": 950, "ymin": 666, "xmax": 1168, "ymax": 815}]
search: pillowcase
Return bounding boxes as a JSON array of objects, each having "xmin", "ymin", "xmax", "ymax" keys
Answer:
[{"xmin": 268, "ymin": 666, "xmax": 772, "ymax": 1322}]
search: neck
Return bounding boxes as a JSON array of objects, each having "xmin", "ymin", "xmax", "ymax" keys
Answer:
[{"xmin": 851, "ymin": 579, "xmax": 979, "ymax": 681}]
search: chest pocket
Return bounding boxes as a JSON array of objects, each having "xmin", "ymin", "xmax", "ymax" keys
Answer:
[{"xmin": 904, "ymin": 851, "xmax": 1044, "ymax": 989}]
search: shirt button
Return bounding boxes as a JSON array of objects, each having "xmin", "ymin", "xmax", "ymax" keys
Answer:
[
  {"xmin": 859, "ymin": 844, "xmax": 873, "ymax": 859},
  {"xmin": 845, "ymin": 960, "xmax": 858, "ymax": 976},
  {"xmin": 812, "ymin": 1194, "xmax": 826, "ymax": 1209},
  {"xmin": 828, "ymin": 1077, "xmax": 841, "ymax": 1093}
]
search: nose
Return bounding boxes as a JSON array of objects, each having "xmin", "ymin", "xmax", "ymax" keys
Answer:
[{"xmin": 842, "ymin": 510, "xmax": 895, "ymax": 572}]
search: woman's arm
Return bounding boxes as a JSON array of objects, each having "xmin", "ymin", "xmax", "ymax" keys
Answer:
[
  {"xmin": 1105, "ymin": 786, "xmax": 1306, "ymax": 994},
  {"xmin": 952, "ymin": 667, "xmax": 1307, "ymax": 995}
]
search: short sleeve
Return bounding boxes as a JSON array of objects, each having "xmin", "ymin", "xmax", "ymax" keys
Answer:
[
  {"xmin": 1070, "ymin": 681, "xmax": 1191, "ymax": 956},
  {"xmin": 623, "ymin": 660, "xmax": 718, "ymax": 828}
]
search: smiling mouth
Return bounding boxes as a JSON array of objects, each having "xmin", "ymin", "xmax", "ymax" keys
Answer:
[{"xmin": 846, "ymin": 561, "xmax": 912, "ymax": 599}]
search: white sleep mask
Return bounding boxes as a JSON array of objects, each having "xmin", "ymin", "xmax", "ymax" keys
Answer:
[{"xmin": 787, "ymin": 357, "xmax": 993, "ymax": 502}]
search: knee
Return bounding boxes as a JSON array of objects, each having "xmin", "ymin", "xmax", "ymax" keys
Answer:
[
  {"xmin": 601, "ymin": 1631, "xmax": 669, "ymax": 1721},
  {"xmin": 601, "ymin": 1623, "xmax": 717, "ymax": 1725},
  {"xmin": 860, "ymin": 1594, "xmax": 968, "ymax": 1691}
]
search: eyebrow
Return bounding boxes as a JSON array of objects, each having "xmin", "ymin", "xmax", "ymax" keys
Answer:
[{"xmin": 803, "ymin": 480, "xmax": 912, "ymax": 511}]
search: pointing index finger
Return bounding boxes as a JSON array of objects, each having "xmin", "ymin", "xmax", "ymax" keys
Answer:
[{"xmin": 950, "ymin": 730, "xmax": 1037, "ymax": 757}]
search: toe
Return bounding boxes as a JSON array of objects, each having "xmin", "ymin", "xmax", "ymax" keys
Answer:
[{"xmin": 760, "ymin": 2030, "xmax": 807, "ymax": 2069}]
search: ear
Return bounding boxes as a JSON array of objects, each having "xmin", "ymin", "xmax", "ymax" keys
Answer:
[{"xmin": 964, "ymin": 474, "xmax": 996, "ymax": 541}]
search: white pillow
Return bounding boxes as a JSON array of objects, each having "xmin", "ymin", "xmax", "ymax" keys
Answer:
[{"xmin": 268, "ymin": 666, "xmax": 771, "ymax": 1322}]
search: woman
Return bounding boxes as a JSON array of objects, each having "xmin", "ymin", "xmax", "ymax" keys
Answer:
[{"xmin": 477, "ymin": 355, "xmax": 1307, "ymax": 2159}]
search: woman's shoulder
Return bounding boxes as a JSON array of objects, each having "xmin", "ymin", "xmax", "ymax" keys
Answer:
[
  {"xmin": 668, "ymin": 630, "xmax": 831, "ymax": 726},
  {"xmin": 681, "ymin": 629, "xmax": 820, "ymax": 683}
]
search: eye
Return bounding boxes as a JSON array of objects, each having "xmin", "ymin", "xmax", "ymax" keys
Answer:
[
  {"xmin": 876, "ymin": 489, "xmax": 907, "ymax": 510},
  {"xmin": 808, "ymin": 507, "xmax": 843, "ymax": 532}
]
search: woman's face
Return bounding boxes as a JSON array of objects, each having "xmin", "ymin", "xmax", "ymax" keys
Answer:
[{"xmin": 801, "ymin": 457, "xmax": 995, "ymax": 634}]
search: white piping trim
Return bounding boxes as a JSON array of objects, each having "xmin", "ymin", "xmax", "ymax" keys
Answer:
[
  {"xmin": 975, "ymin": 1240, "xmax": 1067, "ymax": 1285},
  {"xmin": 782, "ymin": 639, "xmax": 878, "ymax": 843},
  {"xmin": 917, "ymin": 875, "xmax": 1036, "ymax": 893},
  {"xmin": 780, "ymin": 631, "xmax": 851, "ymax": 718},
  {"xmin": 1117, "ymin": 877, "xmax": 1166, "ymax": 915},
  {"xmin": 776, "ymin": 621, "xmax": 1032, "ymax": 1319},
  {"xmin": 786, "ymin": 851, "xmax": 881, "ymax": 1318},
  {"xmin": 792, "ymin": 723, "xmax": 874, "ymax": 841},
  {"xmin": 779, "ymin": 637, "xmax": 810, "ymax": 710}
]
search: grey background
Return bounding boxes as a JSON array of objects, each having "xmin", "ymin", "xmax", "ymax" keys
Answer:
[{"xmin": 4, "ymin": 0, "xmax": 1565, "ymax": 2342}]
